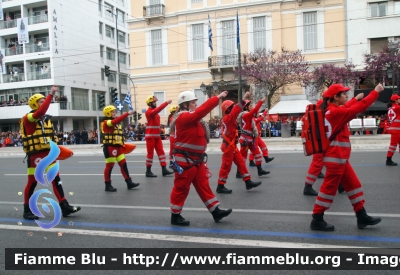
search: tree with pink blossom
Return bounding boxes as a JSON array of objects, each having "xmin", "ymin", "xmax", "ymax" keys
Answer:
[{"xmin": 239, "ymin": 48, "xmax": 311, "ymax": 109}]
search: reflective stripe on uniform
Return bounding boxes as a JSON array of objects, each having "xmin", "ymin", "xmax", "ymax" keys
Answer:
[
  {"xmin": 208, "ymin": 203, "xmax": 220, "ymax": 213},
  {"xmin": 27, "ymin": 167, "xmax": 35, "ymax": 175},
  {"xmin": 330, "ymin": 141, "xmax": 351, "ymax": 147},
  {"xmin": 242, "ymin": 173, "xmax": 250, "ymax": 178},
  {"xmin": 346, "ymin": 187, "xmax": 363, "ymax": 197},
  {"xmin": 315, "ymin": 199, "xmax": 331, "ymax": 207},
  {"xmin": 146, "ymin": 126, "xmax": 160, "ymax": 129},
  {"xmin": 350, "ymin": 195, "xmax": 364, "ymax": 204},
  {"xmin": 318, "ymin": 192, "xmax": 336, "ymax": 200},
  {"xmin": 305, "ymin": 178, "xmax": 316, "ymax": 184},
  {"xmin": 145, "ymin": 134, "xmax": 161, "ymax": 137},
  {"xmin": 106, "ymin": 157, "xmax": 117, "ymax": 163},
  {"xmin": 175, "ymin": 142, "xmax": 205, "ymax": 151},
  {"xmin": 116, "ymin": 154, "xmax": 125, "ymax": 162},
  {"xmin": 307, "ymin": 173, "xmax": 318, "ymax": 180},
  {"xmin": 388, "ymin": 127, "xmax": 400, "ymax": 131},
  {"xmin": 219, "ymin": 178, "xmax": 227, "ymax": 182},
  {"xmin": 204, "ymin": 197, "xmax": 218, "ymax": 207},
  {"xmin": 170, "ymin": 204, "xmax": 182, "ymax": 210},
  {"xmin": 323, "ymin": 157, "xmax": 348, "ymax": 164}
]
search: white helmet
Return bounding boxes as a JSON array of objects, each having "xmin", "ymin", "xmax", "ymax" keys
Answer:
[{"xmin": 178, "ymin": 91, "xmax": 197, "ymax": 105}]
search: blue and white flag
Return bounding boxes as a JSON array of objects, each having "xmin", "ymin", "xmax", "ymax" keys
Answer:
[
  {"xmin": 124, "ymin": 93, "xmax": 133, "ymax": 110},
  {"xmin": 208, "ymin": 14, "xmax": 213, "ymax": 51},
  {"xmin": 115, "ymin": 99, "xmax": 124, "ymax": 111},
  {"xmin": 236, "ymin": 11, "xmax": 240, "ymax": 49}
]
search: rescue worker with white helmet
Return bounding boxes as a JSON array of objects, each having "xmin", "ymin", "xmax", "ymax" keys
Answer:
[
  {"xmin": 144, "ymin": 95, "xmax": 174, "ymax": 177},
  {"xmin": 216, "ymin": 91, "xmax": 262, "ymax": 194},
  {"xmin": 169, "ymin": 90, "xmax": 232, "ymax": 226},
  {"xmin": 20, "ymin": 86, "xmax": 81, "ymax": 220},
  {"xmin": 101, "ymin": 105, "xmax": 140, "ymax": 192}
]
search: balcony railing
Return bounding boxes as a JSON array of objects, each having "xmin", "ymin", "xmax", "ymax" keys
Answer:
[
  {"xmin": 28, "ymin": 14, "xmax": 48, "ymax": 25},
  {"xmin": 27, "ymin": 71, "xmax": 51, "ymax": 81},
  {"xmin": 25, "ymin": 43, "xmax": 50, "ymax": 53},
  {"xmin": 0, "ymin": 19, "xmax": 17, "ymax": 30},
  {"xmin": 143, "ymin": 4, "xmax": 165, "ymax": 24},
  {"xmin": 3, "ymin": 73, "xmax": 25, "ymax": 83},
  {"xmin": 5, "ymin": 46, "xmax": 23, "ymax": 56},
  {"xmin": 208, "ymin": 54, "xmax": 246, "ymax": 68}
]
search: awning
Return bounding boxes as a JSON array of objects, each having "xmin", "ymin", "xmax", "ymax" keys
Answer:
[
  {"xmin": 269, "ymin": 99, "xmax": 312, "ymax": 114},
  {"xmin": 366, "ymin": 101, "xmax": 388, "ymax": 111}
]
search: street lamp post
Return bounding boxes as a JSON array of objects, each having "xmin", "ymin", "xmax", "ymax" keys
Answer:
[{"xmin": 200, "ymin": 81, "xmax": 219, "ymax": 120}]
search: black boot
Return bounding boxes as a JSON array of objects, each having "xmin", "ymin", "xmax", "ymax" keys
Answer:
[
  {"xmin": 386, "ymin": 157, "xmax": 398, "ymax": 166},
  {"xmin": 145, "ymin": 166, "xmax": 157, "ymax": 177},
  {"xmin": 162, "ymin": 166, "xmax": 174, "ymax": 176},
  {"xmin": 310, "ymin": 213, "xmax": 334, "ymax": 231},
  {"xmin": 303, "ymin": 183, "xmax": 318, "ymax": 196},
  {"xmin": 236, "ymin": 169, "xmax": 243, "ymax": 178},
  {"xmin": 257, "ymin": 165, "xmax": 270, "ymax": 176},
  {"xmin": 23, "ymin": 204, "xmax": 39, "ymax": 220},
  {"xmin": 171, "ymin": 213, "xmax": 190, "ymax": 226},
  {"xmin": 105, "ymin": 181, "xmax": 117, "ymax": 192},
  {"xmin": 318, "ymin": 172, "xmax": 324, "ymax": 178},
  {"xmin": 264, "ymin": 156, "xmax": 274, "ymax": 163},
  {"xmin": 125, "ymin": 178, "xmax": 140, "ymax": 189},
  {"xmin": 249, "ymin": 160, "xmax": 256, "ymax": 167},
  {"xmin": 216, "ymin": 184, "xmax": 232, "ymax": 194},
  {"xmin": 338, "ymin": 184, "xmax": 345, "ymax": 193},
  {"xmin": 245, "ymin": 179, "xmax": 262, "ymax": 190},
  {"xmin": 59, "ymin": 200, "xmax": 81, "ymax": 218},
  {"xmin": 356, "ymin": 207, "xmax": 382, "ymax": 229},
  {"xmin": 212, "ymin": 206, "xmax": 232, "ymax": 222}
]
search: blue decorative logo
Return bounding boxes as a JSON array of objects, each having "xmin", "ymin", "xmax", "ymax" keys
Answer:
[{"xmin": 29, "ymin": 140, "xmax": 62, "ymax": 229}]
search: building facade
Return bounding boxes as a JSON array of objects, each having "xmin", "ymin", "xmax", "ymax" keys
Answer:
[
  {"xmin": 128, "ymin": 0, "xmax": 347, "ymax": 124},
  {"xmin": 0, "ymin": 0, "xmax": 131, "ymax": 132}
]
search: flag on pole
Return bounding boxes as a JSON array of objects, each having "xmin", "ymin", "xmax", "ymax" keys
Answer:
[
  {"xmin": 123, "ymin": 93, "xmax": 133, "ymax": 110},
  {"xmin": 208, "ymin": 14, "xmax": 213, "ymax": 51},
  {"xmin": 236, "ymin": 11, "xmax": 240, "ymax": 49},
  {"xmin": 114, "ymin": 99, "xmax": 123, "ymax": 111}
]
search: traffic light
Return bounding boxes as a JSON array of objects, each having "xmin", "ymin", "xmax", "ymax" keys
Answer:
[
  {"xmin": 104, "ymin": 65, "xmax": 110, "ymax": 77},
  {"xmin": 110, "ymin": 87, "xmax": 117, "ymax": 103},
  {"xmin": 132, "ymin": 111, "xmax": 142, "ymax": 121},
  {"xmin": 98, "ymin": 94, "xmax": 105, "ymax": 109},
  {"xmin": 137, "ymin": 113, "xmax": 142, "ymax": 120}
]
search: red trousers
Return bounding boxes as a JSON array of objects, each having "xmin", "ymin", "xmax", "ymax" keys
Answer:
[
  {"xmin": 249, "ymin": 137, "xmax": 269, "ymax": 161},
  {"xmin": 305, "ymin": 153, "xmax": 323, "ymax": 186},
  {"xmin": 240, "ymin": 136, "xmax": 262, "ymax": 165},
  {"xmin": 387, "ymin": 132, "xmax": 400, "ymax": 157},
  {"xmin": 218, "ymin": 144, "xmax": 250, "ymax": 184},
  {"xmin": 146, "ymin": 138, "xmax": 167, "ymax": 167},
  {"xmin": 103, "ymin": 145, "xmax": 130, "ymax": 182},
  {"xmin": 313, "ymin": 160, "xmax": 364, "ymax": 214},
  {"xmin": 24, "ymin": 150, "xmax": 65, "ymax": 204},
  {"xmin": 170, "ymin": 163, "xmax": 220, "ymax": 214},
  {"xmin": 169, "ymin": 135, "xmax": 175, "ymax": 159}
]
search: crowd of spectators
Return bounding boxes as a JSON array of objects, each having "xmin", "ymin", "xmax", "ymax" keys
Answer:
[{"xmin": 1, "ymin": 95, "xmax": 68, "ymax": 108}]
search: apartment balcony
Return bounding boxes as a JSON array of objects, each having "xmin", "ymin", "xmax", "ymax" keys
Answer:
[
  {"xmin": 28, "ymin": 14, "xmax": 48, "ymax": 25},
  {"xmin": 27, "ymin": 71, "xmax": 51, "ymax": 81},
  {"xmin": 208, "ymin": 54, "xmax": 247, "ymax": 73},
  {"xmin": 3, "ymin": 73, "xmax": 25, "ymax": 83},
  {"xmin": 143, "ymin": 4, "xmax": 165, "ymax": 24},
  {"xmin": 25, "ymin": 43, "xmax": 50, "ymax": 54},
  {"xmin": 0, "ymin": 19, "xmax": 17, "ymax": 30},
  {"xmin": 4, "ymin": 46, "xmax": 23, "ymax": 56}
]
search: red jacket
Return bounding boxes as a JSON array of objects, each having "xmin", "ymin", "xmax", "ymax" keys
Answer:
[
  {"xmin": 22, "ymin": 94, "xmax": 53, "ymax": 135},
  {"xmin": 387, "ymin": 103, "xmax": 400, "ymax": 133},
  {"xmin": 102, "ymin": 112, "xmax": 129, "ymax": 133},
  {"xmin": 145, "ymin": 101, "xmax": 168, "ymax": 139},
  {"xmin": 241, "ymin": 100, "xmax": 263, "ymax": 138},
  {"xmin": 324, "ymin": 91, "xmax": 378, "ymax": 161},
  {"xmin": 221, "ymin": 100, "xmax": 245, "ymax": 141}
]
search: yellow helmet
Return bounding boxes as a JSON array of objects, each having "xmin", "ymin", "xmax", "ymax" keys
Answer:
[
  {"xmin": 103, "ymin": 105, "xmax": 116, "ymax": 117},
  {"xmin": 146, "ymin": 95, "xmax": 156, "ymax": 105},
  {"xmin": 170, "ymin": 105, "xmax": 177, "ymax": 113},
  {"xmin": 28, "ymin": 93, "xmax": 45, "ymax": 110}
]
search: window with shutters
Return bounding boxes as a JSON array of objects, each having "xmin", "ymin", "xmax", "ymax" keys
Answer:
[
  {"xmin": 194, "ymin": 89, "xmax": 206, "ymax": 106},
  {"xmin": 192, "ymin": 24, "xmax": 204, "ymax": 61},
  {"xmin": 303, "ymin": 12, "xmax": 317, "ymax": 51},
  {"xmin": 370, "ymin": 37, "xmax": 388, "ymax": 54},
  {"xmin": 192, "ymin": 0, "xmax": 202, "ymax": 3},
  {"xmin": 395, "ymin": 1, "xmax": 400, "ymax": 14},
  {"xmin": 151, "ymin": 29, "xmax": 163, "ymax": 65},
  {"xmin": 370, "ymin": 2, "xmax": 387, "ymax": 17},
  {"xmin": 153, "ymin": 91, "xmax": 166, "ymax": 116},
  {"xmin": 253, "ymin": 17, "xmax": 266, "ymax": 50},
  {"xmin": 222, "ymin": 20, "xmax": 235, "ymax": 65}
]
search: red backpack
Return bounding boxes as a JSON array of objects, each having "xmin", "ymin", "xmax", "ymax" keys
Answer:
[{"xmin": 301, "ymin": 104, "xmax": 336, "ymax": 156}]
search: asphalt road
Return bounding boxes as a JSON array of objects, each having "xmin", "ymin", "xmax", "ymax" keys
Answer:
[{"xmin": 0, "ymin": 151, "xmax": 399, "ymax": 274}]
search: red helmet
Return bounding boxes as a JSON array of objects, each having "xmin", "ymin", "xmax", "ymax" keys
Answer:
[
  {"xmin": 243, "ymin": 100, "xmax": 251, "ymax": 109},
  {"xmin": 221, "ymin": 100, "xmax": 235, "ymax": 114}
]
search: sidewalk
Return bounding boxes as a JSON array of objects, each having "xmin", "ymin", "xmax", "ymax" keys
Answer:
[{"xmin": 0, "ymin": 135, "xmax": 391, "ymax": 157}]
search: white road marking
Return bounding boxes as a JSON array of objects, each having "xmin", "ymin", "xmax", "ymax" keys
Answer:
[
  {"xmin": 0, "ymin": 201, "xmax": 399, "ymax": 218},
  {"xmin": 0, "ymin": 224, "xmax": 368, "ymax": 249},
  {"xmin": 4, "ymin": 174, "xmax": 145, "ymax": 176},
  {"xmin": 78, "ymin": 161, "xmax": 158, "ymax": 163}
]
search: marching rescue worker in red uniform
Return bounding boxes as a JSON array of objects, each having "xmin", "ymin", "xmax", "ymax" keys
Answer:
[
  {"xmin": 239, "ymin": 99, "xmax": 270, "ymax": 177},
  {"xmin": 167, "ymin": 105, "xmax": 178, "ymax": 165},
  {"xmin": 248, "ymin": 110, "xmax": 274, "ymax": 167},
  {"xmin": 169, "ymin": 90, "xmax": 232, "ymax": 226},
  {"xmin": 310, "ymin": 83, "xmax": 384, "ymax": 231},
  {"xmin": 303, "ymin": 96, "xmax": 363, "ymax": 196},
  {"xmin": 145, "ymin": 95, "xmax": 174, "ymax": 177},
  {"xmin": 101, "ymin": 105, "xmax": 140, "ymax": 192},
  {"xmin": 385, "ymin": 94, "xmax": 400, "ymax": 166},
  {"xmin": 216, "ymin": 92, "xmax": 262, "ymax": 194},
  {"xmin": 20, "ymin": 86, "xmax": 81, "ymax": 220}
]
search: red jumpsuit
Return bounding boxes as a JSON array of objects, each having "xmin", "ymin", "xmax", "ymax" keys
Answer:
[
  {"xmin": 239, "ymin": 100, "xmax": 263, "ymax": 165},
  {"xmin": 168, "ymin": 115, "xmax": 175, "ymax": 161},
  {"xmin": 305, "ymin": 98, "xmax": 357, "ymax": 187},
  {"xmin": 386, "ymin": 103, "xmax": 400, "ymax": 158},
  {"xmin": 249, "ymin": 114, "xmax": 269, "ymax": 162},
  {"xmin": 102, "ymin": 112, "xmax": 131, "ymax": 182},
  {"xmin": 313, "ymin": 90, "xmax": 379, "ymax": 215},
  {"xmin": 145, "ymin": 102, "xmax": 169, "ymax": 167},
  {"xmin": 170, "ymin": 96, "xmax": 220, "ymax": 214},
  {"xmin": 218, "ymin": 100, "xmax": 251, "ymax": 185},
  {"xmin": 21, "ymin": 94, "xmax": 66, "ymax": 204}
]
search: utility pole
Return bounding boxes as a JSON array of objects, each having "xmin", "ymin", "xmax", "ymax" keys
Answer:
[{"xmin": 95, "ymin": 93, "xmax": 100, "ymax": 144}]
